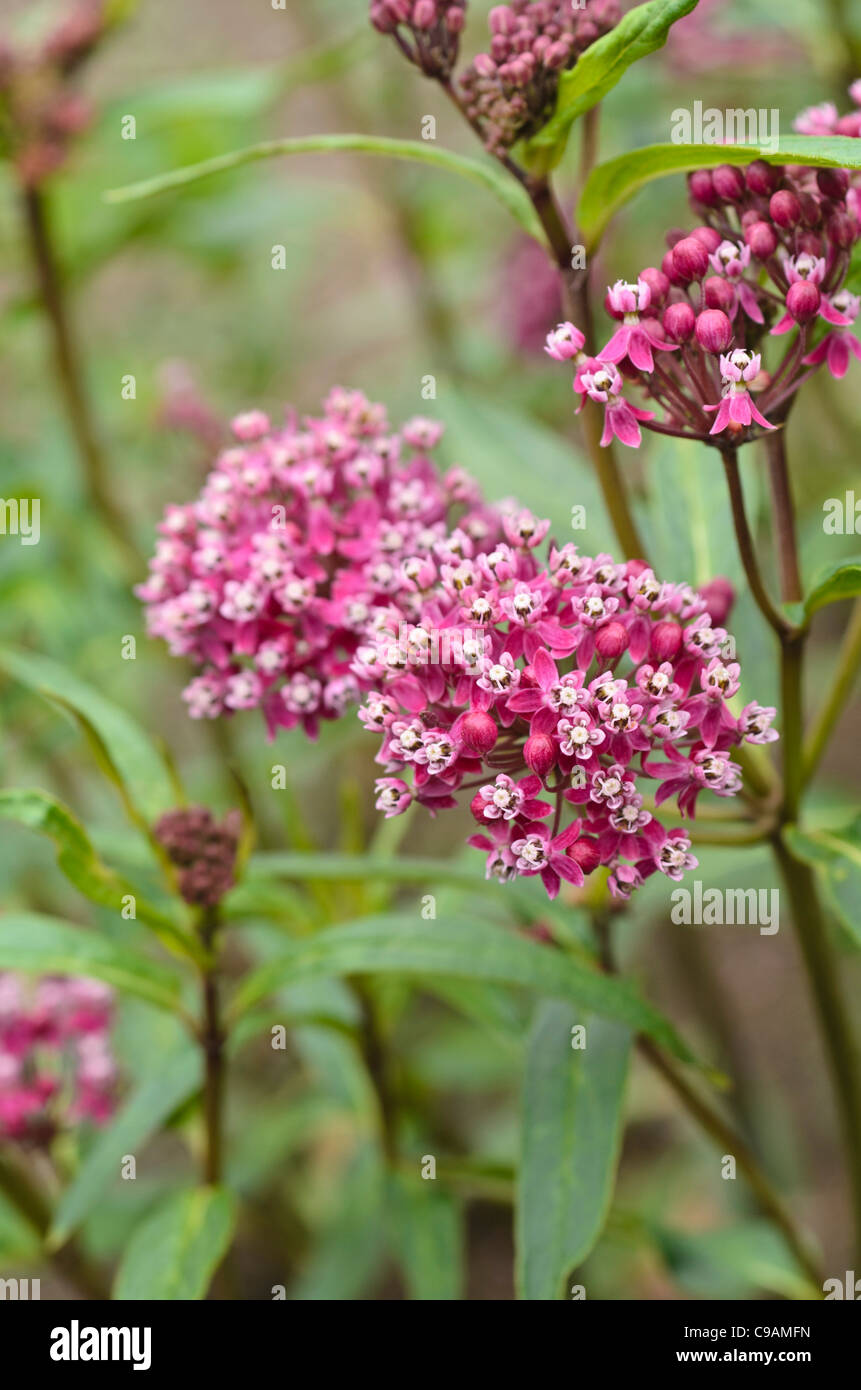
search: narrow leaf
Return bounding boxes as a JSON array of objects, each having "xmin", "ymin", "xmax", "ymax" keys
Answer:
[
  {"xmin": 103, "ymin": 133, "xmax": 545, "ymax": 242},
  {"xmin": 50, "ymin": 1044, "xmax": 202, "ymax": 1247},
  {"xmin": 516, "ymin": 1003, "xmax": 630, "ymax": 1300},
  {"xmin": 113, "ymin": 1187, "xmax": 235, "ymax": 1300},
  {"xmin": 0, "ymin": 914, "xmax": 184, "ymax": 1013},
  {"xmin": 579, "ymin": 137, "xmax": 861, "ymax": 249},
  {"xmin": 230, "ymin": 915, "xmax": 696, "ymax": 1063},
  {"xmin": 389, "ymin": 1173, "xmax": 463, "ymax": 1301},
  {"xmin": 0, "ymin": 648, "xmax": 175, "ymax": 825},
  {"xmin": 803, "ymin": 558, "xmax": 861, "ymax": 617},
  {"xmin": 784, "ymin": 819, "xmax": 861, "ymax": 946}
]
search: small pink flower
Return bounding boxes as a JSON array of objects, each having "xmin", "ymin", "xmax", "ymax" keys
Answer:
[{"xmin": 545, "ymin": 322, "xmax": 585, "ymax": 361}]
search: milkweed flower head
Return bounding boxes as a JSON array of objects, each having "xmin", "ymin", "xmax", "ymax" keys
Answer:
[
  {"xmin": 363, "ymin": 528, "xmax": 773, "ymax": 901},
  {"xmin": 547, "ymin": 150, "xmax": 861, "ymax": 445},
  {"xmin": 370, "ymin": 1, "xmax": 622, "ymax": 155},
  {"xmin": 138, "ymin": 391, "xmax": 502, "ymax": 739},
  {"xmin": 154, "ymin": 806, "xmax": 242, "ymax": 907},
  {"xmin": 0, "ymin": 1, "xmax": 113, "ymax": 185},
  {"xmin": 0, "ymin": 973, "xmax": 116, "ymax": 1142}
]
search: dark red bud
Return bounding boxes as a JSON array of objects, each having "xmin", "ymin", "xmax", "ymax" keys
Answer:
[
  {"xmin": 459, "ymin": 709, "xmax": 498, "ymax": 755},
  {"xmin": 744, "ymin": 220, "xmax": 777, "ymax": 259},
  {"xmin": 695, "ymin": 308, "xmax": 734, "ymax": 354},
  {"xmin": 524, "ymin": 732, "xmax": 556, "ymax": 779},
  {"xmin": 704, "ymin": 275, "xmax": 736, "ymax": 312},
  {"xmin": 797, "ymin": 230, "xmax": 824, "ymax": 256},
  {"xmin": 672, "ymin": 235, "xmax": 710, "ymax": 281},
  {"xmin": 661, "ymin": 249, "xmax": 687, "ymax": 287},
  {"xmin": 662, "ymin": 300, "xmax": 696, "ymax": 343},
  {"xmin": 817, "ymin": 166, "xmax": 850, "ymax": 200},
  {"xmin": 690, "ymin": 225, "xmax": 723, "ymax": 253},
  {"xmin": 740, "ymin": 208, "xmax": 761, "ymax": 231},
  {"xmin": 827, "ymin": 211, "xmax": 856, "ymax": 249},
  {"xmin": 595, "ymin": 620, "xmax": 628, "ymax": 661},
  {"xmin": 688, "ymin": 169, "xmax": 718, "ymax": 206},
  {"xmin": 651, "ymin": 620, "xmax": 683, "ymax": 661},
  {"xmin": 786, "ymin": 281, "xmax": 821, "ymax": 324},
  {"xmin": 745, "ymin": 160, "xmax": 782, "ymax": 196},
  {"xmin": 566, "ymin": 837, "xmax": 602, "ymax": 873},
  {"xmin": 769, "ymin": 189, "xmax": 801, "ymax": 229},
  {"xmin": 470, "ymin": 792, "xmax": 489, "ymax": 823},
  {"xmin": 712, "ymin": 164, "xmax": 746, "ymax": 202},
  {"xmin": 665, "ymin": 227, "xmax": 687, "ymax": 249},
  {"xmin": 798, "ymin": 192, "xmax": 823, "ymax": 228}
]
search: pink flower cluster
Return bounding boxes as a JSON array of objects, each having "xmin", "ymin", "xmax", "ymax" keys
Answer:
[
  {"xmin": 138, "ymin": 391, "xmax": 501, "ymax": 738},
  {"xmin": 0, "ymin": 974, "xmax": 116, "ymax": 1142},
  {"xmin": 460, "ymin": 1, "xmax": 621, "ymax": 154},
  {"xmin": 369, "ymin": 1, "xmax": 466, "ymax": 78},
  {"xmin": 546, "ymin": 157, "xmax": 861, "ymax": 447},
  {"xmin": 0, "ymin": 1, "xmax": 110, "ymax": 185},
  {"xmin": 795, "ymin": 81, "xmax": 861, "ymax": 142},
  {"xmin": 363, "ymin": 525, "xmax": 776, "ymax": 900}
]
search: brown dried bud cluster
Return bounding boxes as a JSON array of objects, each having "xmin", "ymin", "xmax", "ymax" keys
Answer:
[{"xmin": 154, "ymin": 806, "xmax": 242, "ymax": 908}]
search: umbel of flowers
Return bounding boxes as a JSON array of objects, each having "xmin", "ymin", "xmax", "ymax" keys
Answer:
[
  {"xmin": 138, "ymin": 390, "xmax": 502, "ymax": 738},
  {"xmin": 363, "ymin": 522, "xmax": 777, "ymax": 900},
  {"xmin": 545, "ymin": 154, "xmax": 861, "ymax": 447},
  {"xmin": 0, "ymin": 0, "xmax": 112, "ymax": 185},
  {"xmin": 0, "ymin": 974, "xmax": 116, "ymax": 1142},
  {"xmin": 371, "ymin": 1, "xmax": 622, "ymax": 154}
]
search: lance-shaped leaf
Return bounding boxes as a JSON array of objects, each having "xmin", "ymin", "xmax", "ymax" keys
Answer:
[
  {"xmin": 784, "ymin": 819, "xmax": 861, "ymax": 947},
  {"xmin": 0, "ymin": 647, "xmax": 175, "ymax": 828},
  {"xmin": 0, "ymin": 914, "xmax": 185, "ymax": 1014},
  {"xmin": 103, "ymin": 133, "xmax": 545, "ymax": 243},
  {"xmin": 578, "ymin": 136, "xmax": 861, "ymax": 250},
  {"xmin": 516, "ymin": 1003, "xmax": 630, "ymax": 1300},
  {"xmin": 522, "ymin": 0, "xmax": 699, "ymax": 170},
  {"xmin": 0, "ymin": 789, "xmax": 202, "ymax": 963},
  {"xmin": 113, "ymin": 1187, "xmax": 236, "ymax": 1300},
  {"xmin": 230, "ymin": 915, "xmax": 697, "ymax": 1063},
  {"xmin": 389, "ymin": 1173, "xmax": 464, "ymax": 1301},
  {"xmin": 50, "ymin": 1043, "xmax": 202, "ymax": 1248},
  {"xmin": 803, "ymin": 558, "xmax": 861, "ymax": 618}
]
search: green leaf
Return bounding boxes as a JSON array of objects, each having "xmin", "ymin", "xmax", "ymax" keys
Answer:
[
  {"xmin": 523, "ymin": 0, "xmax": 699, "ymax": 171},
  {"xmin": 0, "ymin": 648, "xmax": 175, "ymax": 826},
  {"xmin": 49, "ymin": 1044, "xmax": 202, "ymax": 1248},
  {"xmin": 579, "ymin": 137, "xmax": 861, "ymax": 250},
  {"xmin": 516, "ymin": 1003, "xmax": 630, "ymax": 1300},
  {"xmin": 103, "ymin": 133, "xmax": 545, "ymax": 243},
  {"xmin": 389, "ymin": 1173, "xmax": 463, "ymax": 1301},
  {"xmin": 0, "ymin": 789, "xmax": 201, "ymax": 963},
  {"xmin": 655, "ymin": 1220, "xmax": 819, "ymax": 1300},
  {"xmin": 230, "ymin": 915, "xmax": 696, "ymax": 1062},
  {"xmin": 803, "ymin": 558, "xmax": 861, "ymax": 617},
  {"xmin": 784, "ymin": 819, "xmax": 861, "ymax": 946},
  {"xmin": 113, "ymin": 1187, "xmax": 236, "ymax": 1300},
  {"xmin": 0, "ymin": 914, "xmax": 184, "ymax": 1013}
]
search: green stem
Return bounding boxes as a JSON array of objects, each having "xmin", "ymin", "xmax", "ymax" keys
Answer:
[
  {"xmin": 720, "ymin": 446, "xmax": 794, "ymax": 638},
  {"xmin": 21, "ymin": 183, "xmax": 137, "ymax": 576},
  {"xmin": 802, "ymin": 596, "xmax": 861, "ymax": 786},
  {"xmin": 764, "ymin": 431, "xmax": 803, "ymax": 604}
]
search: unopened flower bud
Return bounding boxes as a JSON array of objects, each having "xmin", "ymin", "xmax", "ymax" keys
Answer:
[
  {"xmin": 413, "ymin": 0, "xmax": 437, "ymax": 28},
  {"xmin": 704, "ymin": 276, "xmax": 735, "ymax": 313},
  {"xmin": 744, "ymin": 220, "xmax": 777, "ymax": 259},
  {"xmin": 661, "ymin": 249, "xmax": 686, "ymax": 287},
  {"xmin": 651, "ymin": 620, "xmax": 683, "ymax": 661},
  {"xmin": 827, "ymin": 210, "xmax": 856, "ymax": 249},
  {"xmin": 691, "ymin": 225, "xmax": 723, "ymax": 253},
  {"xmin": 566, "ymin": 837, "xmax": 602, "ymax": 873},
  {"xmin": 786, "ymin": 280, "xmax": 821, "ymax": 324},
  {"xmin": 524, "ymin": 732, "xmax": 556, "ymax": 778},
  {"xmin": 688, "ymin": 169, "xmax": 717, "ymax": 206},
  {"xmin": 695, "ymin": 308, "xmax": 734, "ymax": 354},
  {"xmin": 817, "ymin": 166, "xmax": 850, "ymax": 200},
  {"xmin": 595, "ymin": 620, "xmax": 628, "ymax": 661},
  {"xmin": 458, "ymin": 708, "xmax": 498, "ymax": 755},
  {"xmin": 662, "ymin": 300, "xmax": 696, "ymax": 343},
  {"xmin": 672, "ymin": 235, "xmax": 710, "ymax": 282},
  {"xmin": 746, "ymin": 160, "xmax": 782, "ymax": 196},
  {"xmin": 697, "ymin": 577, "xmax": 735, "ymax": 625},
  {"xmin": 639, "ymin": 266, "xmax": 670, "ymax": 307},
  {"xmin": 712, "ymin": 164, "xmax": 746, "ymax": 202},
  {"xmin": 769, "ymin": 189, "xmax": 802, "ymax": 228}
]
